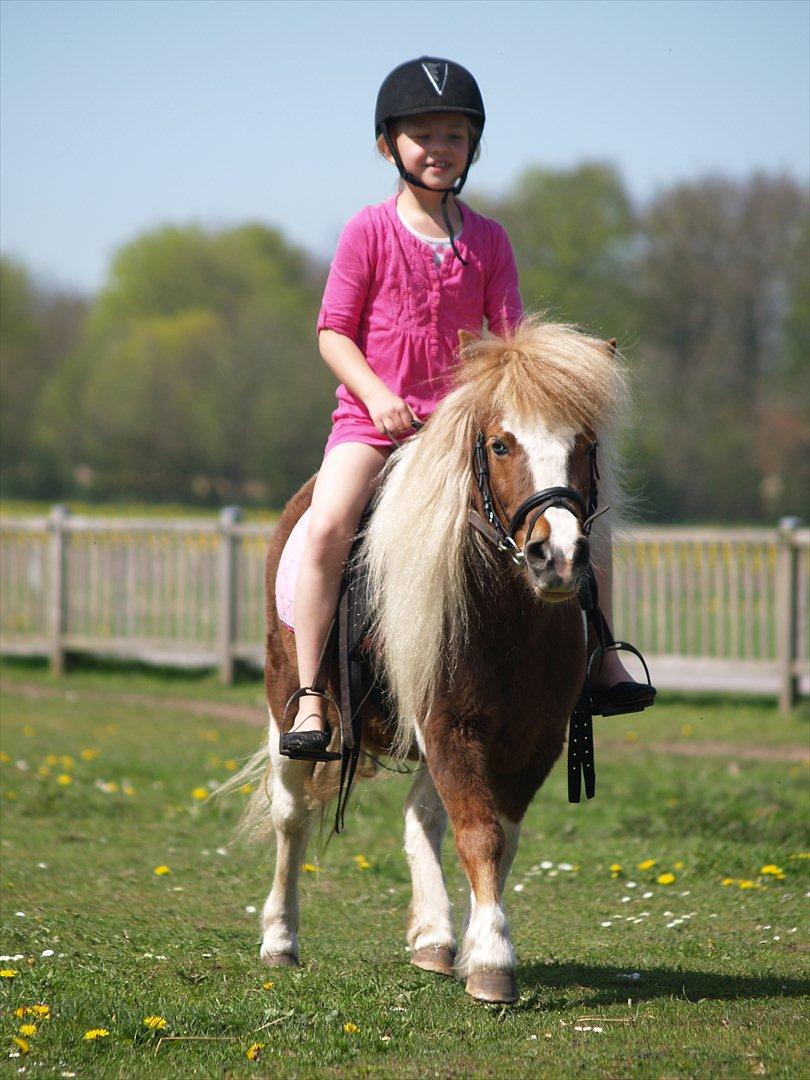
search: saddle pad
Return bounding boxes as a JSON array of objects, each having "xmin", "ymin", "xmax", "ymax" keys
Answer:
[{"xmin": 275, "ymin": 507, "xmax": 311, "ymax": 631}]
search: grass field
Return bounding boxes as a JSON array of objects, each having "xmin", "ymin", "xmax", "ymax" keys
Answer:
[{"xmin": 0, "ymin": 659, "xmax": 808, "ymax": 1078}]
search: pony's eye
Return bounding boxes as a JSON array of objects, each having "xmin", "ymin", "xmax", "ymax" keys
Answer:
[{"xmin": 491, "ymin": 439, "xmax": 509, "ymax": 457}]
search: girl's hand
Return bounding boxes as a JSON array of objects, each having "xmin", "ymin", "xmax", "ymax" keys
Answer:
[{"xmin": 365, "ymin": 388, "xmax": 419, "ymax": 438}]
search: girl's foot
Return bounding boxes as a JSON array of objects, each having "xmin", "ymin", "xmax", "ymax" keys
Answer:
[
  {"xmin": 280, "ymin": 693, "xmax": 335, "ymax": 759},
  {"xmin": 589, "ymin": 648, "xmax": 657, "ymax": 716}
]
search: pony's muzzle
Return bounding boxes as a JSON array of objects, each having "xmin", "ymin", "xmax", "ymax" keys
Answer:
[{"xmin": 526, "ymin": 534, "xmax": 590, "ymax": 595}]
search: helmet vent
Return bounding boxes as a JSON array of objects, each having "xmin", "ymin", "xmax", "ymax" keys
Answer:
[{"xmin": 421, "ymin": 59, "xmax": 448, "ymax": 96}]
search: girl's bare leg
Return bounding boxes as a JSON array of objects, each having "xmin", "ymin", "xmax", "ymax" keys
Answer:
[
  {"xmin": 291, "ymin": 442, "xmax": 390, "ymax": 734},
  {"xmin": 588, "ymin": 525, "xmax": 634, "ymax": 688}
]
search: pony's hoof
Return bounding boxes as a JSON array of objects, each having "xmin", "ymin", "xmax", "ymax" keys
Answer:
[
  {"xmin": 411, "ymin": 946, "xmax": 456, "ymax": 977},
  {"xmin": 465, "ymin": 970, "xmax": 519, "ymax": 1003},
  {"xmin": 261, "ymin": 951, "xmax": 299, "ymax": 968}
]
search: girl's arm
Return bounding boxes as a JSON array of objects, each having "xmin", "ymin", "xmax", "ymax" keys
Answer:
[{"xmin": 319, "ymin": 329, "xmax": 417, "ymax": 436}]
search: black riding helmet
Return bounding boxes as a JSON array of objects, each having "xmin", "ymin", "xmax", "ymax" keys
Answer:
[{"xmin": 375, "ymin": 57, "xmax": 485, "ymax": 264}]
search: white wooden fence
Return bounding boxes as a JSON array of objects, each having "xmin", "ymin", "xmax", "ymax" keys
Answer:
[{"xmin": 1, "ymin": 508, "xmax": 807, "ymax": 711}]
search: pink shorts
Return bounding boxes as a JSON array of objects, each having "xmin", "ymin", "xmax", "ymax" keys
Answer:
[{"xmin": 324, "ymin": 416, "xmax": 419, "ymax": 455}]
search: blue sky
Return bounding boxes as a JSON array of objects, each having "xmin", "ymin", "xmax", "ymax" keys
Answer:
[{"xmin": 1, "ymin": 0, "xmax": 808, "ymax": 292}]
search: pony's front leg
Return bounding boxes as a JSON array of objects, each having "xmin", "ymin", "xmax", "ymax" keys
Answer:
[
  {"xmin": 404, "ymin": 767, "xmax": 456, "ymax": 975},
  {"xmin": 260, "ymin": 710, "xmax": 316, "ymax": 967},
  {"xmin": 425, "ymin": 727, "xmax": 519, "ymax": 1004}
]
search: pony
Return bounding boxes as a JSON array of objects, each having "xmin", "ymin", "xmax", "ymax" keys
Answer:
[{"xmin": 235, "ymin": 316, "xmax": 628, "ymax": 1004}]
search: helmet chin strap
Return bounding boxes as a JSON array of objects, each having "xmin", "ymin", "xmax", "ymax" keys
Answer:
[{"xmin": 381, "ymin": 121, "xmax": 474, "ymax": 266}]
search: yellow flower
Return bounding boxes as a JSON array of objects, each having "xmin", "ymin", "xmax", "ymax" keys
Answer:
[
  {"xmin": 45, "ymin": 754, "xmax": 58, "ymax": 766},
  {"xmin": 31, "ymin": 1004, "xmax": 50, "ymax": 1019},
  {"xmin": 123, "ymin": 785, "xmax": 136, "ymax": 796},
  {"xmin": 239, "ymin": 783, "xmax": 254, "ymax": 795},
  {"xmin": 56, "ymin": 773, "xmax": 72, "ymax": 786},
  {"xmin": 143, "ymin": 1015, "xmax": 167, "ymax": 1030},
  {"xmin": 637, "ymin": 859, "xmax": 656, "ymax": 871},
  {"xmin": 14, "ymin": 1007, "xmax": 31, "ymax": 1018},
  {"xmin": 343, "ymin": 1022, "xmax": 359, "ymax": 1034},
  {"xmin": 609, "ymin": 862, "xmax": 622, "ymax": 877},
  {"xmin": 680, "ymin": 724, "xmax": 694, "ymax": 737},
  {"xmin": 191, "ymin": 787, "xmax": 208, "ymax": 801},
  {"xmin": 5, "ymin": 791, "xmax": 17, "ymax": 800},
  {"xmin": 105, "ymin": 724, "xmax": 118, "ymax": 734},
  {"xmin": 22, "ymin": 725, "xmax": 35, "ymax": 737},
  {"xmin": 202, "ymin": 729, "xmax": 220, "ymax": 743},
  {"xmin": 0, "ymin": 969, "xmax": 19, "ymax": 978},
  {"xmin": 666, "ymin": 797, "xmax": 680, "ymax": 807},
  {"xmin": 0, "ymin": 751, "xmax": 11, "ymax": 763},
  {"xmin": 246, "ymin": 1042, "xmax": 264, "ymax": 1061},
  {"xmin": 760, "ymin": 864, "xmax": 783, "ymax": 876},
  {"xmin": 673, "ymin": 861, "xmax": 684, "ymax": 870},
  {"xmin": 18, "ymin": 1023, "xmax": 37, "ymax": 1036},
  {"xmin": 721, "ymin": 877, "xmax": 736, "ymax": 886},
  {"xmin": 59, "ymin": 755, "xmax": 74, "ymax": 769},
  {"xmin": 224, "ymin": 759, "xmax": 238, "ymax": 772},
  {"xmin": 37, "ymin": 765, "xmax": 51, "ymax": 777},
  {"xmin": 353, "ymin": 854, "xmax": 372, "ymax": 870},
  {"xmin": 301, "ymin": 863, "xmax": 320, "ymax": 873},
  {"xmin": 12, "ymin": 1036, "xmax": 29, "ymax": 1054},
  {"xmin": 83, "ymin": 1028, "xmax": 110, "ymax": 1040},
  {"xmin": 80, "ymin": 748, "xmax": 100, "ymax": 761},
  {"xmin": 738, "ymin": 879, "xmax": 755, "ymax": 889},
  {"xmin": 657, "ymin": 872, "xmax": 676, "ymax": 885},
  {"xmin": 262, "ymin": 981, "xmax": 274, "ymax": 990},
  {"xmin": 153, "ymin": 865, "xmax": 171, "ymax": 876}
]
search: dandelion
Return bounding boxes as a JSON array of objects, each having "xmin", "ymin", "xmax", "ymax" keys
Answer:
[
  {"xmin": 18, "ymin": 1023, "xmax": 37, "ymax": 1037},
  {"xmin": 343, "ymin": 1022, "xmax": 359, "ymax": 1034},
  {"xmin": 12, "ymin": 1036, "xmax": 29, "ymax": 1054},
  {"xmin": 673, "ymin": 861, "xmax": 684, "ymax": 870},
  {"xmin": 22, "ymin": 725, "xmax": 35, "ymax": 737},
  {"xmin": 224, "ymin": 759, "xmax": 238, "ymax": 772},
  {"xmin": 246, "ymin": 1042, "xmax": 263, "ymax": 1061},
  {"xmin": 191, "ymin": 787, "xmax": 208, "ymax": 801},
  {"xmin": 239, "ymin": 783, "xmax": 254, "ymax": 795},
  {"xmin": 143, "ymin": 1015, "xmax": 167, "ymax": 1030},
  {"xmin": 657, "ymin": 872, "xmax": 676, "ymax": 885},
  {"xmin": 123, "ymin": 785, "xmax": 136, "ymax": 796},
  {"xmin": 59, "ymin": 755, "xmax": 74, "ymax": 769},
  {"xmin": 353, "ymin": 854, "xmax": 372, "ymax": 870},
  {"xmin": 262, "ymin": 981, "xmax": 274, "ymax": 990},
  {"xmin": 0, "ymin": 751, "xmax": 11, "ymax": 763},
  {"xmin": 83, "ymin": 1028, "xmax": 110, "ymax": 1040},
  {"xmin": 31, "ymin": 1005, "xmax": 50, "ymax": 1019},
  {"xmin": 609, "ymin": 862, "xmax": 622, "ymax": 878},
  {"xmin": 56, "ymin": 774, "xmax": 72, "ymax": 786},
  {"xmin": 721, "ymin": 877, "xmax": 735, "ymax": 886},
  {"xmin": 202, "ymin": 730, "xmax": 220, "ymax": 743},
  {"xmin": 680, "ymin": 724, "xmax": 694, "ymax": 737},
  {"xmin": 738, "ymin": 879, "xmax": 757, "ymax": 889},
  {"xmin": 0, "ymin": 968, "xmax": 18, "ymax": 978},
  {"xmin": 38, "ymin": 765, "xmax": 51, "ymax": 776},
  {"xmin": 624, "ymin": 730, "xmax": 638, "ymax": 742},
  {"xmin": 80, "ymin": 748, "xmax": 100, "ymax": 761},
  {"xmin": 760, "ymin": 864, "xmax": 784, "ymax": 877},
  {"xmin": 301, "ymin": 863, "xmax": 319, "ymax": 873},
  {"xmin": 637, "ymin": 859, "xmax": 656, "ymax": 871},
  {"xmin": 153, "ymin": 865, "xmax": 171, "ymax": 876},
  {"xmin": 45, "ymin": 754, "xmax": 58, "ymax": 766}
]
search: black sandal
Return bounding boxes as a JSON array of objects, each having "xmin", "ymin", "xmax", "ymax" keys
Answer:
[
  {"xmin": 279, "ymin": 687, "xmax": 342, "ymax": 762},
  {"xmin": 588, "ymin": 641, "xmax": 657, "ymax": 718}
]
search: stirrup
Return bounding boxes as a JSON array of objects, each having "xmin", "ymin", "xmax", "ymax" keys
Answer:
[
  {"xmin": 279, "ymin": 686, "xmax": 343, "ymax": 762},
  {"xmin": 587, "ymin": 641, "xmax": 657, "ymax": 718}
]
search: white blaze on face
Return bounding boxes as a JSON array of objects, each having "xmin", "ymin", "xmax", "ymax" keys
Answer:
[{"xmin": 503, "ymin": 412, "xmax": 580, "ymax": 572}]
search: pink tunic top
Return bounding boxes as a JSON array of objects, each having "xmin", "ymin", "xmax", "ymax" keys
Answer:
[{"xmin": 318, "ymin": 193, "xmax": 523, "ymax": 452}]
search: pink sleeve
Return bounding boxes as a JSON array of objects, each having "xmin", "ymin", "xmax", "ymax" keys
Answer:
[
  {"xmin": 316, "ymin": 211, "xmax": 373, "ymax": 343},
  {"xmin": 485, "ymin": 222, "xmax": 523, "ymax": 336}
]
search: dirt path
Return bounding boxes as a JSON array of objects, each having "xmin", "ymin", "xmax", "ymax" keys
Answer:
[{"xmin": 2, "ymin": 680, "xmax": 808, "ymax": 763}]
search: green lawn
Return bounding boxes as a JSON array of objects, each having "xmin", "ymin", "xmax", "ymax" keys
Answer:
[{"xmin": 0, "ymin": 661, "xmax": 808, "ymax": 1077}]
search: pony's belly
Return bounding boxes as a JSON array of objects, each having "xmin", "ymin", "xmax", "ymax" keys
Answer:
[{"xmin": 275, "ymin": 507, "xmax": 311, "ymax": 632}]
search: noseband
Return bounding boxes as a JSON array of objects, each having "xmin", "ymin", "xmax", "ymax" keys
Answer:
[{"xmin": 469, "ymin": 431, "xmax": 606, "ymax": 564}]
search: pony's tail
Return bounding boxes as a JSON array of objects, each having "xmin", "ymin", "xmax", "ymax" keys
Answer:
[{"xmin": 213, "ymin": 743, "xmax": 274, "ymax": 843}]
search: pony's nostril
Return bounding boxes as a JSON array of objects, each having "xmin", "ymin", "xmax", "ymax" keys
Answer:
[
  {"xmin": 525, "ymin": 540, "xmax": 548, "ymax": 566},
  {"xmin": 573, "ymin": 536, "xmax": 590, "ymax": 570}
]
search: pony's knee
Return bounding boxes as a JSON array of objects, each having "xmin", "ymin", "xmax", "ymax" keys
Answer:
[{"xmin": 454, "ymin": 817, "xmax": 505, "ymax": 900}]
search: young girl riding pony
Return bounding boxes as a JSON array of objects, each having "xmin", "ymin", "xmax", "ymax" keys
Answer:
[{"xmin": 282, "ymin": 56, "xmax": 655, "ymax": 758}]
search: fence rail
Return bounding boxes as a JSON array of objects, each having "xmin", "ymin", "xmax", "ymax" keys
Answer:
[{"xmin": 1, "ymin": 508, "xmax": 807, "ymax": 711}]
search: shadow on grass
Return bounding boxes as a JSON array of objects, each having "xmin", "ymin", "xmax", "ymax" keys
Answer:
[{"xmin": 518, "ymin": 961, "xmax": 810, "ymax": 1009}]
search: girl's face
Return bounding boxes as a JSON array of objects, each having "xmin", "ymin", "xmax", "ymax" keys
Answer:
[{"xmin": 387, "ymin": 112, "xmax": 471, "ymax": 189}]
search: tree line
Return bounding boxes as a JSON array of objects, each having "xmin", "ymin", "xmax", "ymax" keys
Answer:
[{"xmin": 1, "ymin": 164, "xmax": 807, "ymax": 522}]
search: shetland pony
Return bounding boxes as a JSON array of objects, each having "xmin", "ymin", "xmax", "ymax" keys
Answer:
[{"xmin": 235, "ymin": 316, "xmax": 628, "ymax": 1003}]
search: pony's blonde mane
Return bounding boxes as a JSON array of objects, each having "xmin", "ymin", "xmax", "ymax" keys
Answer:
[{"xmin": 362, "ymin": 316, "xmax": 630, "ymax": 759}]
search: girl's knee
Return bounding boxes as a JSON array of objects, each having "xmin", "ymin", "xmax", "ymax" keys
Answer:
[{"xmin": 306, "ymin": 513, "xmax": 355, "ymax": 559}]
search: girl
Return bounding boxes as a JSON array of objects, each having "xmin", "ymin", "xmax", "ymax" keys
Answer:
[{"xmin": 282, "ymin": 56, "xmax": 653, "ymax": 757}]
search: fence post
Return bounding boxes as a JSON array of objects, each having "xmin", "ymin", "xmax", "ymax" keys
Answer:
[
  {"xmin": 218, "ymin": 506, "xmax": 242, "ymax": 684},
  {"xmin": 776, "ymin": 516, "xmax": 800, "ymax": 714},
  {"xmin": 48, "ymin": 504, "xmax": 69, "ymax": 677}
]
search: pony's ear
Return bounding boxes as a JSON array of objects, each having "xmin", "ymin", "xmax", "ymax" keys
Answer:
[
  {"xmin": 458, "ymin": 329, "xmax": 479, "ymax": 349},
  {"xmin": 605, "ymin": 338, "xmax": 617, "ymax": 355}
]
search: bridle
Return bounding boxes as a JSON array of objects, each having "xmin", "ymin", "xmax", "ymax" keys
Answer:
[{"xmin": 468, "ymin": 431, "xmax": 607, "ymax": 565}]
